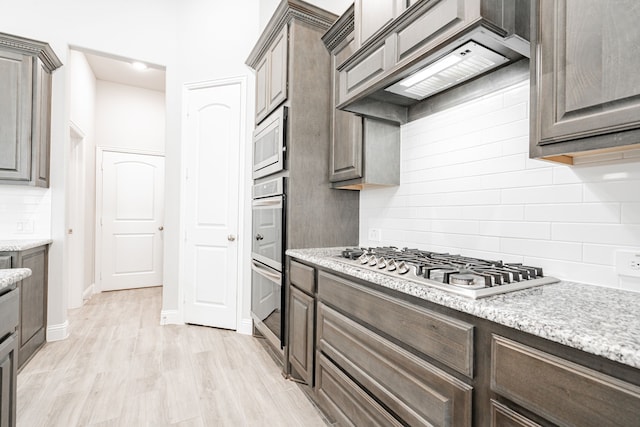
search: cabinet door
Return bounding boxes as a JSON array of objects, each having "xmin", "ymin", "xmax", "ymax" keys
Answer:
[
  {"xmin": 267, "ymin": 25, "xmax": 288, "ymax": 113},
  {"xmin": 532, "ymin": 0, "xmax": 640, "ymax": 157},
  {"xmin": 17, "ymin": 246, "xmax": 47, "ymax": 369},
  {"xmin": 288, "ymin": 285, "xmax": 314, "ymax": 385},
  {"xmin": 33, "ymin": 61, "xmax": 52, "ymax": 187},
  {"xmin": 255, "ymin": 55, "xmax": 269, "ymax": 123},
  {"xmin": 355, "ymin": 0, "xmax": 406, "ymax": 46},
  {"xmin": 0, "ymin": 334, "xmax": 18, "ymax": 427},
  {"xmin": 330, "ymin": 34, "xmax": 363, "ymax": 182},
  {"xmin": 0, "ymin": 50, "xmax": 33, "ymax": 183}
]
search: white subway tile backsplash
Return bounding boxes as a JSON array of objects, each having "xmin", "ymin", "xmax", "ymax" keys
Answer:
[
  {"xmin": 525, "ymin": 203, "xmax": 621, "ymax": 223},
  {"xmin": 501, "ymin": 184, "xmax": 583, "ymax": 204},
  {"xmin": 479, "ymin": 221, "xmax": 551, "ymax": 240},
  {"xmin": 552, "ymin": 223, "xmax": 640, "ymax": 246},
  {"xmin": 501, "ymin": 238, "xmax": 582, "ymax": 262},
  {"xmin": 622, "ymin": 203, "xmax": 640, "ymax": 223},
  {"xmin": 360, "ymin": 80, "xmax": 640, "ymax": 291},
  {"xmin": 584, "ymin": 180, "xmax": 640, "ymax": 202},
  {"xmin": 0, "ymin": 186, "xmax": 51, "ymax": 238}
]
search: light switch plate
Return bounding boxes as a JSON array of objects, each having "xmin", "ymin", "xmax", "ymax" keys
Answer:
[
  {"xmin": 368, "ymin": 228, "xmax": 381, "ymax": 242},
  {"xmin": 616, "ymin": 251, "xmax": 640, "ymax": 278}
]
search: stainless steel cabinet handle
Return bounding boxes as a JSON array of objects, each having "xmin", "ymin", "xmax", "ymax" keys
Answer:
[
  {"xmin": 227, "ymin": 235, "xmax": 236, "ymax": 241},
  {"xmin": 255, "ymin": 234, "xmax": 264, "ymax": 241}
]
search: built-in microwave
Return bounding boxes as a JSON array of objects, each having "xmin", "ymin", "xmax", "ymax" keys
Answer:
[{"xmin": 252, "ymin": 106, "xmax": 287, "ymax": 179}]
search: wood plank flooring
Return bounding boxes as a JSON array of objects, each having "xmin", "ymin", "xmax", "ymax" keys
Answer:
[{"xmin": 17, "ymin": 287, "xmax": 328, "ymax": 426}]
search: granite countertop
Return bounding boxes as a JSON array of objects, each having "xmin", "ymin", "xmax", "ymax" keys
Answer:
[
  {"xmin": 0, "ymin": 239, "xmax": 53, "ymax": 252},
  {"xmin": 287, "ymin": 247, "xmax": 640, "ymax": 370},
  {"xmin": 0, "ymin": 268, "xmax": 32, "ymax": 291}
]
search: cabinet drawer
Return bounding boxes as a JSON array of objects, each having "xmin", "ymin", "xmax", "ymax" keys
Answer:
[
  {"xmin": 290, "ymin": 260, "xmax": 315, "ymax": 295},
  {"xmin": 318, "ymin": 271, "xmax": 474, "ymax": 376},
  {"xmin": 316, "ymin": 353, "xmax": 402, "ymax": 427},
  {"xmin": 491, "ymin": 335, "xmax": 640, "ymax": 427},
  {"xmin": 0, "ymin": 287, "xmax": 19, "ymax": 339},
  {"xmin": 490, "ymin": 400, "xmax": 541, "ymax": 427},
  {"xmin": 0, "ymin": 255, "xmax": 12, "ymax": 269},
  {"xmin": 318, "ymin": 302, "xmax": 472, "ymax": 427}
]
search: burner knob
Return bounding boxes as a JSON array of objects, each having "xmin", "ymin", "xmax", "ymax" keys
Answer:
[
  {"xmin": 397, "ymin": 261, "xmax": 410, "ymax": 275},
  {"xmin": 387, "ymin": 259, "xmax": 397, "ymax": 272},
  {"xmin": 369, "ymin": 257, "xmax": 378, "ymax": 267},
  {"xmin": 377, "ymin": 257, "xmax": 387, "ymax": 269},
  {"xmin": 358, "ymin": 254, "xmax": 370, "ymax": 264}
]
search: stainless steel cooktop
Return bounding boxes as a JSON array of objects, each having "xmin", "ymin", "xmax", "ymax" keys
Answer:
[{"xmin": 336, "ymin": 247, "xmax": 559, "ymax": 299}]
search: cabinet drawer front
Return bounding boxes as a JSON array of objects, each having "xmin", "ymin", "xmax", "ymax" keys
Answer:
[
  {"xmin": 318, "ymin": 303, "xmax": 472, "ymax": 427},
  {"xmin": 0, "ymin": 255, "xmax": 12, "ymax": 269},
  {"xmin": 490, "ymin": 400, "xmax": 541, "ymax": 427},
  {"xmin": 0, "ymin": 288, "xmax": 19, "ymax": 339},
  {"xmin": 290, "ymin": 260, "xmax": 315, "ymax": 295},
  {"xmin": 491, "ymin": 335, "xmax": 640, "ymax": 427},
  {"xmin": 316, "ymin": 353, "xmax": 403, "ymax": 427},
  {"xmin": 318, "ymin": 271, "xmax": 474, "ymax": 376},
  {"xmin": 344, "ymin": 44, "xmax": 386, "ymax": 94}
]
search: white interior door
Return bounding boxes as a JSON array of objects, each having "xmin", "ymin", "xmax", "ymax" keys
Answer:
[
  {"xmin": 100, "ymin": 151, "xmax": 164, "ymax": 291},
  {"xmin": 182, "ymin": 79, "xmax": 242, "ymax": 330},
  {"xmin": 67, "ymin": 125, "xmax": 86, "ymax": 308}
]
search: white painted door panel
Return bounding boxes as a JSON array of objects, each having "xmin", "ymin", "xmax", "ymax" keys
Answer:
[
  {"xmin": 101, "ymin": 151, "xmax": 164, "ymax": 291},
  {"xmin": 183, "ymin": 80, "xmax": 241, "ymax": 330}
]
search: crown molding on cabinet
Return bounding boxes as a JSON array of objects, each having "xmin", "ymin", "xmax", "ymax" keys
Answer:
[{"xmin": 0, "ymin": 32, "xmax": 62, "ymax": 72}]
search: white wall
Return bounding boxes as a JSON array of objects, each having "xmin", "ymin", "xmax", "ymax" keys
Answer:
[
  {"xmin": 360, "ymin": 80, "xmax": 640, "ymax": 292},
  {"xmin": 0, "ymin": 0, "xmax": 176, "ymax": 338},
  {"xmin": 68, "ymin": 50, "xmax": 98, "ymax": 296},
  {"xmin": 95, "ymin": 81, "xmax": 165, "ymax": 153}
]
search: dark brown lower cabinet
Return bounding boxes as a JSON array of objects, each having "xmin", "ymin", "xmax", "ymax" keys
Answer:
[
  {"xmin": 0, "ymin": 287, "xmax": 19, "ymax": 427},
  {"xmin": 491, "ymin": 335, "xmax": 640, "ymax": 427},
  {"xmin": 286, "ymin": 255, "xmax": 640, "ymax": 426},
  {"xmin": 288, "ymin": 285, "xmax": 314, "ymax": 385},
  {"xmin": 0, "ymin": 245, "xmax": 49, "ymax": 370}
]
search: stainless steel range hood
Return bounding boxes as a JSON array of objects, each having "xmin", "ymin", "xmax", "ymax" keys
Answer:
[{"xmin": 336, "ymin": 0, "xmax": 531, "ymax": 124}]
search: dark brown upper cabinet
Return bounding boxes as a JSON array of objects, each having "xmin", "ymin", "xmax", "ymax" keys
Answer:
[
  {"xmin": 530, "ymin": 0, "xmax": 640, "ymax": 164},
  {"xmin": 0, "ymin": 33, "xmax": 61, "ymax": 187}
]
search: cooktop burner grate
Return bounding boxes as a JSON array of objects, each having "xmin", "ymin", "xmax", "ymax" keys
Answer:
[{"xmin": 336, "ymin": 247, "xmax": 559, "ymax": 299}]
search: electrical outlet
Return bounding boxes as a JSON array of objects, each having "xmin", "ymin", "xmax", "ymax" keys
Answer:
[
  {"xmin": 616, "ymin": 251, "xmax": 640, "ymax": 278},
  {"xmin": 368, "ymin": 228, "xmax": 381, "ymax": 242}
]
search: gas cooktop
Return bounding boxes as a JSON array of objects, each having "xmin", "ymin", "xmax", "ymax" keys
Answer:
[{"xmin": 336, "ymin": 247, "xmax": 559, "ymax": 299}]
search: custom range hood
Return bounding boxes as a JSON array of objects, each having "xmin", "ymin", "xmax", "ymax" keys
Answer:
[{"xmin": 336, "ymin": 0, "xmax": 531, "ymax": 124}]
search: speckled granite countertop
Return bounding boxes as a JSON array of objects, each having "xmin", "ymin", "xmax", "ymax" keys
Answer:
[
  {"xmin": 0, "ymin": 268, "xmax": 32, "ymax": 291},
  {"xmin": 287, "ymin": 247, "xmax": 640, "ymax": 370},
  {"xmin": 0, "ymin": 239, "xmax": 52, "ymax": 252}
]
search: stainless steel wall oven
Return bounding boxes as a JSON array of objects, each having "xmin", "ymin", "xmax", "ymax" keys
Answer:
[{"xmin": 251, "ymin": 177, "xmax": 286, "ymax": 353}]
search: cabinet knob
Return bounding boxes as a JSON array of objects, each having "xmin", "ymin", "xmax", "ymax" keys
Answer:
[
  {"xmin": 228, "ymin": 234, "xmax": 236, "ymax": 242},
  {"xmin": 158, "ymin": 226, "xmax": 164, "ymax": 231}
]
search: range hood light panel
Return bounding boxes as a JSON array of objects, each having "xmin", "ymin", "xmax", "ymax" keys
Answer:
[{"xmin": 386, "ymin": 41, "xmax": 509, "ymax": 100}]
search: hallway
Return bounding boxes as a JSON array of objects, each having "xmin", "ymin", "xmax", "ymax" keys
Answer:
[{"xmin": 16, "ymin": 287, "xmax": 327, "ymax": 426}]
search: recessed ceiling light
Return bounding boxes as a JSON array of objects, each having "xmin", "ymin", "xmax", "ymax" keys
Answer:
[{"xmin": 131, "ymin": 61, "xmax": 148, "ymax": 71}]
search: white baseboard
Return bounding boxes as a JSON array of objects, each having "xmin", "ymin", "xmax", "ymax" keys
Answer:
[
  {"xmin": 237, "ymin": 318, "xmax": 253, "ymax": 335},
  {"xmin": 82, "ymin": 283, "xmax": 95, "ymax": 302},
  {"xmin": 160, "ymin": 309, "xmax": 182, "ymax": 325},
  {"xmin": 47, "ymin": 320, "xmax": 69, "ymax": 342}
]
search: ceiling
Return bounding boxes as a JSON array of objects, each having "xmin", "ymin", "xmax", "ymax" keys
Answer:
[{"xmin": 83, "ymin": 51, "xmax": 166, "ymax": 92}]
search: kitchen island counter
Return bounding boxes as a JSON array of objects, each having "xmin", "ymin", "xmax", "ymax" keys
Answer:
[{"xmin": 287, "ymin": 247, "xmax": 640, "ymax": 369}]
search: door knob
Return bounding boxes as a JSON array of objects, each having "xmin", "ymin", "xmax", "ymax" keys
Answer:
[
  {"xmin": 158, "ymin": 226, "xmax": 164, "ymax": 231},
  {"xmin": 228, "ymin": 234, "xmax": 236, "ymax": 241},
  {"xmin": 255, "ymin": 234, "xmax": 264, "ymax": 241}
]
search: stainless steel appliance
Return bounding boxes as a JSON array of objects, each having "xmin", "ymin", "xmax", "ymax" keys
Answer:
[
  {"xmin": 337, "ymin": 247, "xmax": 559, "ymax": 299},
  {"xmin": 251, "ymin": 177, "xmax": 286, "ymax": 352},
  {"xmin": 252, "ymin": 106, "xmax": 287, "ymax": 179}
]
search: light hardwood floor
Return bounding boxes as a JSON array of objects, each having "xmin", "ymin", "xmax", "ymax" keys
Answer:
[{"xmin": 17, "ymin": 287, "xmax": 328, "ymax": 426}]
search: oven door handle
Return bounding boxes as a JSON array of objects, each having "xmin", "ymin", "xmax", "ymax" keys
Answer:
[
  {"xmin": 252, "ymin": 196, "xmax": 283, "ymax": 208},
  {"xmin": 251, "ymin": 260, "xmax": 282, "ymax": 283}
]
